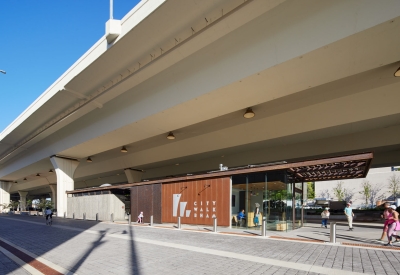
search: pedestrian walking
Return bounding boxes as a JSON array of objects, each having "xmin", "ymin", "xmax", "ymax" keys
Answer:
[
  {"xmin": 377, "ymin": 202, "xmax": 391, "ymax": 242},
  {"xmin": 344, "ymin": 202, "xmax": 354, "ymax": 231},
  {"xmin": 321, "ymin": 208, "xmax": 330, "ymax": 228},
  {"xmin": 137, "ymin": 211, "xmax": 143, "ymax": 223},
  {"xmin": 385, "ymin": 205, "xmax": 400, "ymax": 246},
  {"xmin": 253, "ymin": 203, "xmax": 260, "ymax": 227}
]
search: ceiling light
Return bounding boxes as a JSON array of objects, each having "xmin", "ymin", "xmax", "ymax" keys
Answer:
[
  {"xmin": 243, "ymin": 108, "xmax": 255, "ymax": 118},
  {"xmin": 120, "ymin": 146, "xmax": 128, "ymax": 153},
  {"xmin": 167, "ymin": 132, "xmax": 175, "ymax": 140},
  {"xmin": 23, "ymin": 178, "xmax": 27, "ymax": 181},
  {"xmin": 36, "ymin": 173, "xmax": 40, "ymax": 177},
  {"xmin": 395, "ymin": 67, "xmax": 400, "ymax": 77},
  {"xmin": 14, "ymin": 181, "xmax": 17, "ymax": 183},
  {"xmin": 49, "ymin": 169, "xmax": 54, "ymax": 173},
  {"xmin": 175, "ymin": 163, "xmax": 179, "ymax": 166},
  {"xmin": 87, "ymin": 157, "xmax": 93, "ymax": 163}
]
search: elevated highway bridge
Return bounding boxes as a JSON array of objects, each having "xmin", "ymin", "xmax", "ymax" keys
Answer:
[{"xmin": 1, "ymin": 0, "xmax": 400, "ymax": 215}]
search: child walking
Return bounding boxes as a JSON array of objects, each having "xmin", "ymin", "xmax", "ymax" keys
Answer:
[
  {"xmin": 321, "ymin": 208, "xmax": 330, "ymax": 228},
  {"xmin": 137, "ymin": 211, "xmax": 143, "ymax": 223}
]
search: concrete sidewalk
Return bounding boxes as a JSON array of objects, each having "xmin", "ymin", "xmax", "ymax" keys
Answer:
[{"xmin": 0, "ymin": 214, "xmax": 399, "ymax": 275}]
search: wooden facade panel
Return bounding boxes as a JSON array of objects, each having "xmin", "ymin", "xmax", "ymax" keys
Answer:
[
  {"xmin": 152, "ymin": 183, "xmax": 162, "ymax": 223},
  {"xmin": 161, "ymin": 177, "xmax": 230, "ymax": 226},
  {"xmin": 131, "ymin": 184, "xmax": 162, "ymax": 223}
]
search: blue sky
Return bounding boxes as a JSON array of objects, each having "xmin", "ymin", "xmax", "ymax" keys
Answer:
[{"xmin": 0, "ymin": 0, "xmax": 140, "ymax": 132}]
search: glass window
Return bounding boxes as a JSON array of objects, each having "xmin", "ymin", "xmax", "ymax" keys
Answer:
[{"xmin": 231, "ymin": 170, "xmax": 300, "ymax": 232}]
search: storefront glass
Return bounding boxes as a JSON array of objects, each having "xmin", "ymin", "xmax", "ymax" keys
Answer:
[{"xmin": 231, "ymin": 170, "xmax": 301, "ymax": 232}]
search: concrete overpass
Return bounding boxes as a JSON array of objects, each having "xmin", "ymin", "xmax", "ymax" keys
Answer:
[{"xmin": 1, "ymin": 0, "xmax": 400, "ymax": 215}]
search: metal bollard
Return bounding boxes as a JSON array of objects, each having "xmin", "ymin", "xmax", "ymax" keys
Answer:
[
  {"xmin": 64, "ymin": 212, "xmax": 66, "ymax": 219},
  {"xmin": 177, "ymin": 217, "xmax": 181, "ymax": 229},
  {"xmin": 95, "ymin": 213, "xmax": 98, "ymax": 221},
  {"xmin": 330, "ymin": 222, "xmax": 337, "ymax": 243},
  {"xmin": 213, "ymin": 217, "xmax": 217, "ymax": 233},
  {"xmin": 83, "ymin": 213, "xmax": 86, "ymax": 221},
  {"xmin": 261, "ymin": 220, "xmax": 266, "ymax": 237},
  {"xmin": 150, "ymin": 215, "xmax": 153, "ymax": 226},
  {"xmin": 111, "ymin": 213, "xmax": 114, "ymax": 223},
  {"xmin": 128, "ymin": 214, "xmax": 131, "ymax": 225},
  {"xmin": 73, "ymin": 213, "xmax": 75, "ymax": 220}
]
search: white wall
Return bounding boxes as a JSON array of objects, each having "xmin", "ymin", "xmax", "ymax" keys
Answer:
[
  {"xmin": 67, "ymin": 194, "xmax": 126, "ymax": 221},
  {"xmin": 315, "ymin": 167, "xmax": 400, "ymax": 207}
]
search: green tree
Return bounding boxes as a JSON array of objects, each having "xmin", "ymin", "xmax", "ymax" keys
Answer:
[
  {"xmin": 332, "ymin": 181, "xmax": 355, "ymax": 202},
  {"xmin": 307, "ymin": 182, "xmax": 315, "ymax": 199},
  {"xmin": 0, "ymin": 201, "xmax": 20, "ymax": 211},
  {"xmin": 25, "ymin": 199, "xmax": 33, "ymax": 211},
  {"xmin": 35, "ymin": 199, "xmax": 53, "ymax": 212},
  {"xmin": 359, "ymin": 180, "xmax": 372, "ymax": 206},
  {"xmin": 332, "ymin": 181, "xmax": 345, "ymax": 201}
]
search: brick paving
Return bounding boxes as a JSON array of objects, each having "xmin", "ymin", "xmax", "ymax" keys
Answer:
[{"xmin": 0, "ymin": 214, "xmax": 399, "ymax": 274}]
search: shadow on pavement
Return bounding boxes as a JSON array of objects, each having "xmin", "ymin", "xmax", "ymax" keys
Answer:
[
  {"xmin": 129, "ymin": 222, "xmax": 141, "ymax": 274},
  {"xmin": 310, "ymin": 230, "xmax": 381, "ymax": 245},
  {"xmin": 67, "ymin": 229, "xmax": 109, "ymax": 273},
  {"xmin": 0, "ymin": 214, "xmax": 141, "ymax": 274}
]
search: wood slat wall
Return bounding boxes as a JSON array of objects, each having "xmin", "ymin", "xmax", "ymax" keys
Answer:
[
  {"xmin": 161, "ymin": 177, "xmax": 230, "ymax": 226},
  {"xmin": 131, "ymin": 183, "xmax": 161, "ymax": 223}
]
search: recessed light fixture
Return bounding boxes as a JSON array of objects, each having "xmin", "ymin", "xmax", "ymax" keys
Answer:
[
  {"xmin": 49, "ymin": 169, "xmax": 54, "ymax": 173},
  {"xmin": 120, "ymin": 146, "xmax": 128, "ymax": 153},
  {"xmin": 243, "ymin": 108, "xmax": 255, "ymax": 118},
  {"xmin": 36, "ymin": 173, "xmax": 40, "ymax": 177},
  {"xmin": 167, "ymin": 132, "xmax": 175, "ymax": 140},
  {"xmin": 395, "ymin": 67, "xmax": 400, "ymax": 77},
  {"xmin": 23, "ymin": 178, "xmax": 27, "ymax": 181},
  {"xmin": 87, "ymin": 157, "xmax": 93, "ymax": 163},
  {"xmin": 14, "ymin": 181, "xmax": 17, "ymax": 183},
  {"xmin": 175, "ymin": 163, "xmax": 179, "ymax": 166}
]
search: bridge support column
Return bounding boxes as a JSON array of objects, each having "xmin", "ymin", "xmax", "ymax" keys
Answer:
[
  {"xmin": 50, "ymin": 156, "xmax": 79, "ymax": 217},
  {"xmin": 0, "ymin": 182, "xmax": 12, "ymax": 212},
  {"xmin": 18, "ymin": 191, "xmax": 28, "ymax": 211},
  {"xmin": 124, "ymin": 169, "xmax": 143, "ymax": 183},
  {"xmin": 49, "ymin": 184, "xmax": 57, "ymax": 211}
]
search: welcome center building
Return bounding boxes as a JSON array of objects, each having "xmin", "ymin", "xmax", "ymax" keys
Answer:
[{"xmin": 1, "ymin": 0, "xmax": 400, "ymax": 232}]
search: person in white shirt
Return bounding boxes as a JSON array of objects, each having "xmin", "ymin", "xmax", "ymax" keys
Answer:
[
  {"xmin": 45, "ymin": 207, "xmax": 53, "ymax": 222},
  {"xmin": 137, "ymin": 211, "xmax": 143, "ymax": 223},
  {"xmin": 321, "ymin": 208, "xmax": 330, "ymax": 228}
]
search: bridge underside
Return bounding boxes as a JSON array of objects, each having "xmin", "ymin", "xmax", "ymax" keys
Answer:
[{"xmin": 0, "ymin": 0, "xmax": 399, "ymax": 202}]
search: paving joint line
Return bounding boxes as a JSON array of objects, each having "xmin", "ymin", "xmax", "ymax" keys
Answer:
[
  {"xmin": 0, "ymin": 236, "xmax": 76, "ymax": 275},
  {"xmin": 1, "ymin": 216, "xmax": 398, "ymax": 252},
  {"xmin": 0, "ymin": 246, "xmax": 43, "ymax": 275},
  {"xmin": 0, "ymin": 216, "xmax": 377, "ymax": 275},
  {"xmin": 0, "ymin": 238, "xmax": 63, "ymax": 275}
]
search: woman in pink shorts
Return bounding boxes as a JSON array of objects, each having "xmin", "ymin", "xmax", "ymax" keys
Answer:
[{"xmin": 384, "ymin": 205, "xmax": 400, "ymax": 246}]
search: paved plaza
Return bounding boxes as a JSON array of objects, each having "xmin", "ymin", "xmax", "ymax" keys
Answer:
[{"xmin": 0, "ymin": 215, "xmax": 399, "ymax": 275}]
